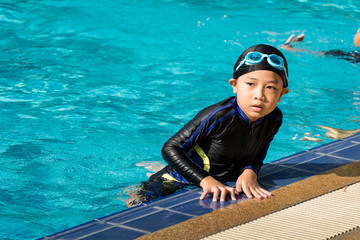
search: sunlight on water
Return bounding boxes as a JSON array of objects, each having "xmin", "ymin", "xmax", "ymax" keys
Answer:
[{"xmin": 0, "ymin": 0, "xmax": 359, "ymax": 239}]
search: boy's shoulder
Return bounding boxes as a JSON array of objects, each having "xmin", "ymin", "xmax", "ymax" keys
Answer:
[
  {"xmin": 264, "ymin": 107, "xmax": 283, "ymax": 125},
  {"xmin": 271, "ymin": 106, "xmax": 283, "ymax": 116},
  {"xmin": 203, "ymin": 96, "xmax": 234, "ymax": 111},
  {"xmin": 193, "ymin": 97, "xmax": 235, "ymax": 122}
]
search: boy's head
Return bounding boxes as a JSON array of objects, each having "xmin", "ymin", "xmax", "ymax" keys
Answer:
[
  {"xmin": 229, "ymin": 44, "xmax": 289, "ymax": 122},
  {"xmin": 232, "ymin": 44, "xmax": 289, "ymax": 88}
]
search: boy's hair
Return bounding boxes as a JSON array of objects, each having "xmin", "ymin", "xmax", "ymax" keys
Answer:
[{"xmin": 233, "ymin": 44, "xmax": 289, "ymax": 87}]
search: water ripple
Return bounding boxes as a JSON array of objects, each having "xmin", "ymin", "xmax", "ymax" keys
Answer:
[{"xmin": 1, "ymin": 1, "xmax": 360, "ymax": 239}]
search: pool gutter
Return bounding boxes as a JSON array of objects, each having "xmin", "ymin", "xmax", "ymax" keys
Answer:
[{"xmin": 138, "ymin": 160, "xmax": 360, "ymax": 240}]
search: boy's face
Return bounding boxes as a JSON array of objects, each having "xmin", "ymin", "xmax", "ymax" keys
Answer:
[{"xmin": 229, "ymin": 70, "xmax": 289, "ymax": 122}]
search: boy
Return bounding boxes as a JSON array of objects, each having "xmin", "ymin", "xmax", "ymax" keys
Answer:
[{"xmin": 131, "ymin": 44, "xmax": 289, "ymax": 206}]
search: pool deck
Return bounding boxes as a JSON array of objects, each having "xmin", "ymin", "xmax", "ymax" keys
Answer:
[{"xmin": 40, "ymin": 133, "xmax": 360, "ymax": 240}]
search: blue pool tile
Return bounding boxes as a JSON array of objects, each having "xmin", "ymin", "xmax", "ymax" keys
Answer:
[
  {"xmin": 313, "ymin": 141, "xmax": 357, "ymax": 155},
  {"xmin": 170, "ymin": 198, "xmax": 214, "ymax": 215},
  {"xmin": 42, "ymin": 220, "xmax": 98, "ymax": 239},
  {"xmin": 347, "ymin": 134, "xmax": 360, "ymax": 142},
  {"xmin": 273, "ymin": 152, "xmax": 320, "ymax": 165},
  {"xmin": 258, "ymin": 181, "xmax": 280, "ymax": 192},
  {"xmin": 155, "ymin": 190, "xmax": 201, "ymax": 208},
  {"xmin": 123, "ymin": 210, "xmax": 192, "ymax": 232},
  {"xmin": 290, "ymin": 155, "xmax": 353, "ymax": 173},
  {"xmin": 46, "ymin": 222, "xmax": 115, "ymax": 240},
  {"xmin": 81, "ymin": 226, "xmax": 145, "ymax": 240},
  {"xmin": 223, "ymin": 181, "xmax": 236, "ymax": 188},
  {"xmin": 259, "ymin": 162, "xmax": 288, "ymax": 176},
  {"xmin": 169, "ymin": 195, "xmax": 246, "ymax": 216},
  {"xmin": 259, "ymin": 167, "xmax": 314, "ymax": 187},
  {"xmin": 329, "ymin": 144, "xmax": 360, "ymax": 160},
  {"xmin": 101, "ymin": 206, "xmax": 160, "ymax": 225}
]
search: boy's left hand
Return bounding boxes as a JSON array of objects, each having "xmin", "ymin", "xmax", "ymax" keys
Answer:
[{"xmin": 236, "ymin": 169, "xmax": 272, "ymax": 199}]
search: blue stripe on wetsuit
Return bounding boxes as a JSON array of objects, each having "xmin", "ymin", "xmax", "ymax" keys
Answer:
[{"xmin": 181, "ymin": 102, "xmax": 234, "ymax": 150}]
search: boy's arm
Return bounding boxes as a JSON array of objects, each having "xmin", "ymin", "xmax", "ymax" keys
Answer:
[
  {"xmin": 162, "ymin": 100, "xmax": 233, "ymax": 186},
  {"xmin": 162, "ymin": 125, "xmax": 209, "ymax": 186},
  {"xmin": 163, "ymin": 128, "xmax": 238, "ymax": 201},
  {"xmin": 162, "ymin": 116, "xmax": 238, "ymax": 202},
  {"xmin": 161, "ymin": 114, "xmax": 213, "ymax": 185}
]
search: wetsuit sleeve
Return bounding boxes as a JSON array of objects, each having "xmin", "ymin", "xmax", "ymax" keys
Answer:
[{"xmin": 161, "ymin": 108, "xmax": 217, "ymax": 186}]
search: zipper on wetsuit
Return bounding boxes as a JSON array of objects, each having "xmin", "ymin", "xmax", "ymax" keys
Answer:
[
  {"xmin": 246, "ymin": 122, "xmax": 255, "ymax": 148},
  {"xmin": 250, "ymin": 122, "xmax": 255, "ymax": 135}
]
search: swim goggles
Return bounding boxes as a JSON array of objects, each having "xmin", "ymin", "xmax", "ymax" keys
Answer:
[{"xmin": 235, "ymin": 52, "xmax": 288, "ymax": 87}]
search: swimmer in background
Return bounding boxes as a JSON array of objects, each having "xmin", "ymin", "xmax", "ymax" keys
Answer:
[
  {"xmin": 127, "ymin": 44, "xmax": 289, "ymax": 207},
  {"xmin": 282, "ymin": 28, "xmax": 360, "ymax": 63}
]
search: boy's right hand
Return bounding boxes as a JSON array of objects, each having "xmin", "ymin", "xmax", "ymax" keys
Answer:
[{"xmin": 199, "ymin": 176, "xmax": 237, "ymax": 202}]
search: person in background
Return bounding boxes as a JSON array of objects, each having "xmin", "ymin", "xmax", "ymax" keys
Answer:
[{"xmin": 283, "ymin": 28, "xmax": 360, "ymax": 63}]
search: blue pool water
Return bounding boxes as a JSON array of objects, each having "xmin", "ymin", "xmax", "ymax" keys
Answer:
[{"xmin": 0, "ymin": 1, "xmax": 359, "ymax": 239}]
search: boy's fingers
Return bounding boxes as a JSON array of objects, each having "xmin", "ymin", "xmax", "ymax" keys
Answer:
[
  {"xmin": 227, "ymin": 187, "xmax": 236, "ymax": 201},
  {"xmin": 200, "ymin": 190, "xmax": 209, "ymax": 200},
  {"xmin": 258, "ymin": 191, "xmax": 268, "ymax": 198},
  {"xmin": 261, "ymin": 187, "xmax": 272, "ymax": 195},
  {"xmin": 252, "ymin": 187, "xmax": 271, "ymax": 199},
  {"xmin": 229, "ymin": 188, "xmax": 236, "ymax": 201},
  {"xmin": 212, "ymin": 188, "xmax": 220, "ymax": 202},
  {"xmin": 242, "ymin": 186, "xmax": 253, "ymax": 199},
  {"xmin": 236, "ymin": 182, "xmax": 242, "ymax": 194},
  {"xmin": 220, "ymin": 188, "xmax": 227, "ymax": 202},
  {"xmin": 200, "ymin": 186, "xmax": 242, "ymax": 202},
  {"xmin": 251, "ymin": 187, "xmax": 264, "ymax": 199},
  {"xmin": 259, "ymin": 188, "xmax": 272, "ymax": 197},
  {"xmin": 249, "ymin": 187, "xmax": 262, "ymax": 199}
]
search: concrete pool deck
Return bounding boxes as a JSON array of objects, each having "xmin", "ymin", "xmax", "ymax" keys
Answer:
[{"xmin": 41, "ymin": 133, "xmax": 360, "ymax": 240}]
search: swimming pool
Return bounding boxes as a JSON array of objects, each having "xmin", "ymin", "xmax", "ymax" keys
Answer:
[{"xmin": 0, "ymin": 0, "xmax": 359, "ymax": 239}]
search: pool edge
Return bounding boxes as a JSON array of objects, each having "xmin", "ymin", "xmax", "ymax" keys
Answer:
[{"xmin": 136, "ymin": 160, "xmax": 360, "ymax": 240}]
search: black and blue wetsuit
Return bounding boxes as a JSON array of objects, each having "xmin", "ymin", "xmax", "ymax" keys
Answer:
[{"xmin": 140, "ymin": 96, "xmax": 282, "ymax": 201}]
